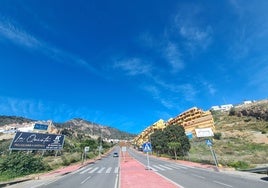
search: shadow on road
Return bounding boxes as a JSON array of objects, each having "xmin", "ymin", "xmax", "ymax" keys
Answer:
[{"xmin": 260, "ymin": 176, "xmax": 268, "ymax": 181}]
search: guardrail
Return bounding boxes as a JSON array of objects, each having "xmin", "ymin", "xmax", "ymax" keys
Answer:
[{"xmin": 241, "ymin": 167, "xmax": 268, "ymax": 174}]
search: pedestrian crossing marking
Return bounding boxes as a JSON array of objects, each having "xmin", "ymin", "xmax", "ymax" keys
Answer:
[
  {"xmin": 89, "ymin": 167, "xmax": 99, "ymax": 173},
  {"xmin": 152, "ymin": 165, "xmax": 166, "ymax": 171},
  {"xmin": 79, "ymin": 164, "xmax": 183, "ymax": 175},
  {"xmin": 114, "ymin": 167, "xmax": 119, "ymax": 173},
  {"xmin": 80, "ymin": 167, "xmax": 93, "ymax": 174},
  {"xmin": 106, "ymin": 167, "xmax": 112, "ymax": 173},
  {"xmin": 158, "ymin": 164, "xmax": 172, "ymax": 170},
  {"xmin": 97, "ymin": 167, "xmax": 106, "ymax": 173},
  {"xmin": 165, "ymin": 164, "xmax": 188, "ymax": 169},
  {"xmin": 149, "ymin": 166, "xmax": 158, "ymax": 172}
]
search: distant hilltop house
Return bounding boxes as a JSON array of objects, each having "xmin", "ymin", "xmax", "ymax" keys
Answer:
[
  {"xmin": 211, "ymin": 100, "xmax": 255, "ymax": 112},
  {"xmin": 211, "ymin": 104, "xmax": 233, "ymax": 112},
  {"xmin": 0, "ymin": 120, "xmax": 59, "ymax": 134}
]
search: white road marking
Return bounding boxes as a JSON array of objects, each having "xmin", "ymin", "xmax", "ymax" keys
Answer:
[
  {"xmin": 106, "ymin": 167, "xmax": 112, "ymax": 173},
  {"xmin": 159, "ymin": 164, "xmax": 173, "ymax": 170},
  {"xmin": 89, "ymin": 167, "xmax": 99, "ymax": 173},
  {"xmin": 213, "ymin": 180, "xmax": 233, "ymax": 187},
  {"xmin": 114, "ymin": 167, "xmax": 119, "ymax": 173},
  {"xmin": 97, "ymin": 167, "xmax": 106, "ymax": 173},
  {"xmin": 149, "ymin": 166, "xmax": 158, "ymax": 171},
  {"xmin": 192, "ymin": 174, "xmax": 205, "ymax": 179},
  {"xmin": 114, "ymin": 173, "xmax": 119, "ymax": 188},
  {"xmin": 166, "ymin": 164, "xmax": 188, "ymax": 169},
  {"xmin": 153, "ymin": 165, "xmax": 166, "ymax": 171},
  {"xmin": 154, "ymin": 171, "xmax": 185, "ymax": 188},
  {"xmin": 81, "ymin": 176, "xmax": 91, "ymax": 184},
  {"xmin": 80, "ymin": 167, "xmax": 93, "ymax": 174}
]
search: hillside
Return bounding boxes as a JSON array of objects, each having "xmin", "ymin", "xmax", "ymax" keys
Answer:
[
  {"xmin": 54, "ymin": 118, "xmax": 136, "ymax": 140},
  {"xmin": 189, "ymin": 100, "xmax": 268, "ymax": 169},
  {"xmin": 0, "ymin": 116, "xmax": 136, "ymax": 140}
]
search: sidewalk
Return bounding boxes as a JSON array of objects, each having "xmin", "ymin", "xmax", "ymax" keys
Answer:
[{"xmin": 120, "ymin": 152, "xmax": 182, "ymax": 188}]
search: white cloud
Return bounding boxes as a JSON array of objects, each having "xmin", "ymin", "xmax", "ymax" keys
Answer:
[
  {"xmin": 113, "ymin": 57, "xmax": 152, "ymax": 76},
  {"xmin": 164, "ymin": 42, "xmax": 184, "ymax": 72},
  {"xmin": 174, "ymin": 9, "xmax": 213, "ymax": 51},
  {"xmin": 143, "ymin": 85, "xmax": 174, "ymax": 108},
  {"xmin": 0, "ymin": 96, "xmax": 97, "ymax": 122},
  {"xmin": 0, "ymin": 18, "xmax": 97, "ymax": 73}
]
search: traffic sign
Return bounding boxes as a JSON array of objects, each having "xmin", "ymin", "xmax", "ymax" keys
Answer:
[
  {"xmin": 206, "ymin": 139, "xmax": 213, "ymax": 146},
  {"xmin": 142, "ymin": 142, "xmax": 152, "ymax": 152}
]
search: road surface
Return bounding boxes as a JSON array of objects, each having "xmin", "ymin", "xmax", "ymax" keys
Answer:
[{"xmin": 128, "ymin": 148, "xmax": 268, "ymax": 188}]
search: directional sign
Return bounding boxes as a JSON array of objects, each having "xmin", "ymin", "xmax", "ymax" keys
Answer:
[
  {"xmin": 206, "ymin": 139, "xmax": 213, "ymax": 146},
  {"xmin": 142, "ymin": 142, "xmax": 152, "ymax": 152},
  {"xmin": 84, "ymin": 146, "xmax": 90, "ymax": 152},
  {"xmin": 34, "ymin": 123, "xmax": 49, "ymax": 131}
]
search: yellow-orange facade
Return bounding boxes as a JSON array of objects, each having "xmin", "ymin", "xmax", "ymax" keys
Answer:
[{"xmin": 133, "ymin": 107, "xmax": 215, "ymax": 146}]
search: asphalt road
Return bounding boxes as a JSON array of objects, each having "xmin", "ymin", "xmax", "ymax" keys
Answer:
[
  {"xmin": 41, "ymin": 149, "xmax": 120, "ymax": 188},
  {"xmin": 5, "ymin": 147, "xmax": 121, "ymax": 188},
  {"xmin": 128, "ymin": 148, "xmax": 268, "ymax": 188}
]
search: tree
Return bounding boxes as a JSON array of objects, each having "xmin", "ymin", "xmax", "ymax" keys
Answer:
[
  {"xmin": 150, "ymin": 129, "xmax": 168, "ymax": 155},
  {"xmin": 167, "ymin": 142, "xmax": 181, "ymax": 160},
  {"xmin": 163, "ymin": 124, "xmax": 190, "ymax": 157}
]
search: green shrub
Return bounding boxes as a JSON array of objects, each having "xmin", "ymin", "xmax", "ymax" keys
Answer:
[
  {"xmin": 228, "ymin": 160, "xmax": 250, "ymax": 170},
  {"xmin": 0, "ymin": 152, "xmax": 50, "ymax": 179},
  {"xmin": 214, "ymin": 133, "xmax": 222, "ymax": 140}
]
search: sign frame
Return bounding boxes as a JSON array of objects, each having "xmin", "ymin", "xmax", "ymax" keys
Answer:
[{"xmin": 9, "ymin": 132, "xmax": 65, "ymax": 151}]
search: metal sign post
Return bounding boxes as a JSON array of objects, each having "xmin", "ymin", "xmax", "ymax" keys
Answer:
[
  {"xmin": 122, "ymin": 146, "xmax": 127, "ymax": 162},
  {"xmin": 206, "ymin": 139, "xmax": 219, "ymax": 168},
  {"xmin": 143, "ymin": 142, "xmax": 152, "ymax": 170}
]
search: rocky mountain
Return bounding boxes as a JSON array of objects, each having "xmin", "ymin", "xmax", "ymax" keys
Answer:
[
  {"xmin": 229, "ymin": 99, "xmax": 268, "ymax": 121},
  {"xmin": 55, "ymin": 118, "xmax": 136, "ymax": 140},
  {"xmin": 0, "ymin": 116, "xmax": 136, "ymax": 140}
]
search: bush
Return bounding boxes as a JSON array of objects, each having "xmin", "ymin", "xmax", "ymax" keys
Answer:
[
  {"xmin": 214, "ymin": 133, "xmax": 222, "ymax": 140},
  {"xmin": 228, "ymin": 160, "xmax": 250, "ymax": 170},
  {"xmin": 0, "ymin": 152, "xmax": 50, "ymax": 179}
]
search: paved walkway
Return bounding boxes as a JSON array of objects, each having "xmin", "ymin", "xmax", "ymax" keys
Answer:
[{"xmin": 120, "ymin": 152, "xmax": 181, "ymax": 188}]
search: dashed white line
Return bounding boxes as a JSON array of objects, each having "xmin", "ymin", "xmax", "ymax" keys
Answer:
[
  {"xmin": 192, "ymin": 174, "xmax": 205, "ymax": 179},
  {"xmin": 213, "ymin": 180, "xmax": 233, "ymax": 187}
]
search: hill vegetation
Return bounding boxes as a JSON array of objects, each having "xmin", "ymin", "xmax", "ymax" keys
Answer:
[
  {"xmin": 0, "ymin": 116, "xmax": 135, "ymax": 181},
  {"xmin": 0, "ymin": 100, "xmax": 267, "ymax": 180},
  {"xmin": 188, "ymin": 100, "xmax": 268, "ymax": 169}
]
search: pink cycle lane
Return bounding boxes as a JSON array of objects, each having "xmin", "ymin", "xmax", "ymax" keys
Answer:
[{"xmin": 120, "ymin": 153, "xmax": 182, "ymax": 188}]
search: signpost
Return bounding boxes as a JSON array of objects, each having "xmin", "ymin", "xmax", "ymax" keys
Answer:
[
  {"xmin": 206, "ymin": 139, "xmax": 219, "ymax": 167},
  {"xmin": 82, "ymin": 146, "xmax": 90, "ymax": 164},
  {"xmin": 142, "ymin": 142, "xmax": 152, "ymax": 170},
  {"xmin": 194, "ymin": 128, "xmax": 219, "ymax": 168},
  {"xmin": 122, "ymin": 146, "xmax": 127, "ymax": 161}
]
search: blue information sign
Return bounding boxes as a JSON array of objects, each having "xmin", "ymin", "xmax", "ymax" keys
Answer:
[
  {"xmin": 142, "ymin": 142, "xmax": 152, "ymax": 152},
  {"xmin": 34, "ymin": 123, "xmax": 49, "ymax": 131},
  {"xmin": 206, "ymin": 139, "xmax": 213, "ymax": 146}
]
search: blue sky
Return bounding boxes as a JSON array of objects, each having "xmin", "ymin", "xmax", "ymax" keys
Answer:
[{"xmin": 0, "ymin": 0, "xmax": 268, "ymax": 134}]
